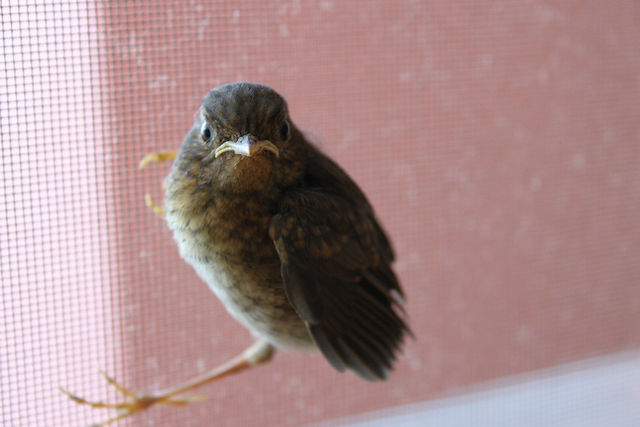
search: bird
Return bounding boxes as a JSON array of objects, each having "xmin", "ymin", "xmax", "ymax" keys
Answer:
[{"xmin": 62, "ymin": 82, "xmax": 410, "ymax": 424}]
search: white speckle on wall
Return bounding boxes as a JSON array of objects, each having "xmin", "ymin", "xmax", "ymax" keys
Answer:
[{"xmin": 570, "ymin": 153, "xmax": 586, "ymax": 170}]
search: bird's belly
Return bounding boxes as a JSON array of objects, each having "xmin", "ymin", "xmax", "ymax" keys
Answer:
[{"xmin": 171, "ymin": 224, "xmax": 313, "ymax": 351}]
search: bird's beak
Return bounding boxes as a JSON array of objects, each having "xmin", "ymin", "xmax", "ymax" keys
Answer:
[{"xmin": 214, "ymin": 134, "xmax": 280, "ymax": 158}]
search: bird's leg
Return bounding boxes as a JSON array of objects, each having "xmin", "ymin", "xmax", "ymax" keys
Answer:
[
  {"xmin": 138, "ymin": 151, "xmax": 177, "ymax": 217},
  {"xmin": 151, "ymin": 340, "xmax": 275, "ymax": 398},
  {"xmin": 61, "ymin": 340, "xmax": 275, "ymax": 425}
]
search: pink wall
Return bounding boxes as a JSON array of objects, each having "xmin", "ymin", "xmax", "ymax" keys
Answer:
[{"xmin": 2, "ymin": 1, "xmax": 639, "ymax": 426}]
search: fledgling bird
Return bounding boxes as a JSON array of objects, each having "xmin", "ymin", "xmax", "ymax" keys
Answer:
[{"xmin": 63, "ymin": 82, "xmax": 409, "ymax": 423}]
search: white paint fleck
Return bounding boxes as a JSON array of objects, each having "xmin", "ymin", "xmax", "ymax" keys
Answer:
[
  {"xmin": 570, "ymin": 153, "xmax": 586, "ymax": 169},
  {"xmin": 339, "ymin": 128, "xmax": 359, "ymax": 150},
  {"xmin": 289, "ymin": 376, "xmax": 301, "ymax": 387},
  {"xmin": 409, "ymin": 355, "xmax": 423, "ymax": 371},
  {"xmin": 146, "ymin": 357, "xmax": 158, "ymax": 369},
  {"xmin": 464, "ymin": 218, "xmax": 477, "ymax": 232},
  {"xmin": 529, "ymin": 175, "xmax": 542, "ymax": 192},
  {"xmin": 534, "ymin": 4, "xmax": 557, "ymax": 23},
  {"xmin": 607, "ymin": 173, "xmax": 622, "ymax": 188},
  {"xmin": 398, "ymin": 71, "xmax": 412, "ymax": 83},
  {"xmin": 320, "ymin": 1, "xmax": 333, "ymax": 11},
  {"xmin": 149, "ymin": 75, "xmax": 169, "ymax": 91},
  {"xmin": 602, "ymin": 127, "xmax": 616, "ymax": 142},
  {"xmin": 198, "ymin": 17, "xmax": 210, "ymax": 41},
  {"xmin": 537, "ymin": 68, "xmax": 549, "ymax": 85},
  {"xmin": 422, "ymin": 57, "xmax": 433, "ymax": 72},
  {"xmin": 559, "ymin": 307, "xmax": 576, "ymax": 323},
  {"xmin": 279, "ymin": 23, "xmax": 290, "ymax": 37},
  {"xmin": 127, "ymin": 30, "xmax": 144, "ymax": 65},
  {"xmin": 516, "ymin": 325, "xmax": 532, "ymax": 344}
]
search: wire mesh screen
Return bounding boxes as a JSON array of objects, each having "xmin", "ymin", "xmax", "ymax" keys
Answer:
[{"xmin": 2, "ymin": 1, "xmax": 639, "ymax": 426}]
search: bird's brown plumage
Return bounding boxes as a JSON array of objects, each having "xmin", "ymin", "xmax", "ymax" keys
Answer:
[{"xmin": 165, "ymin": 82, "xmax": 409, "ymax": 380}]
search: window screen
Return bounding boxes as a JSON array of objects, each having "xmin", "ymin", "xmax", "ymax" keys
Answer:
[{"xmin": 2, "ymin": 2, "xmax": 639, "ymax": 426}]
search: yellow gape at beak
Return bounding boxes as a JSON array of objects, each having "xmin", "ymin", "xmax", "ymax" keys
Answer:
[{"xmin": 214, "ymin": 134, "xmax": 280, "ymax": 158}]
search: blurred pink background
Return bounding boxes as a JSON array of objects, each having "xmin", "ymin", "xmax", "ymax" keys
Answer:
[{"xmin": 1, "ymin": 1, "xmax": 639, "ymax": 426}]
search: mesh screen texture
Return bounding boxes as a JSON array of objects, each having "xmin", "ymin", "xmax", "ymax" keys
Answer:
[{"xmin": 2, "ymin": 1, "xmax": 639, "ymax": 426}]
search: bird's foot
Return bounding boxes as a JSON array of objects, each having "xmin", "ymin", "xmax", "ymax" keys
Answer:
[
  {"xmin": 60, "ymin": 370, "xmax": 206, "ymax": 426},
  {"xmin": 139, "ymin": 151, "xmax": 176, "ymax": 217}
]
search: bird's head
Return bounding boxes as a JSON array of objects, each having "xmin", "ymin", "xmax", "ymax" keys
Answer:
[{"xmin": 175, "ymin": 82, "xmax": 305, "ymax": 193}]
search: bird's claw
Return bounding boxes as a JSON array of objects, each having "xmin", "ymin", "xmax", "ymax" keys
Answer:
[
  {"xmin": 60, "ymin": 370, "xmax": 206, "ymax": 426},
  {"xmin": 138, "ymin": 151, "xmax": 177, "ymax": 169},
  {"xmin": 144, "ymin": 193, "xmax": 166, "ymax": 216},
  {"xmin": 139, "ymin": 151, "xmax": 176, "ymax": 217}
]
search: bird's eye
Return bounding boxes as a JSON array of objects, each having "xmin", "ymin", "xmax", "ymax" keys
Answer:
[
  {"xmin": 280, "ymin": 120, "xmax": 290, "ymax": 141},
  {"xmin": 200, "ymin": 122, "xmax": 213, "ymax": 143}
]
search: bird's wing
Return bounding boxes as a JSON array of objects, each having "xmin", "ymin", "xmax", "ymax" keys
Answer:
[{"xmin": 269, "ymin": 188, "xmax": 409, "ymax": 381}]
